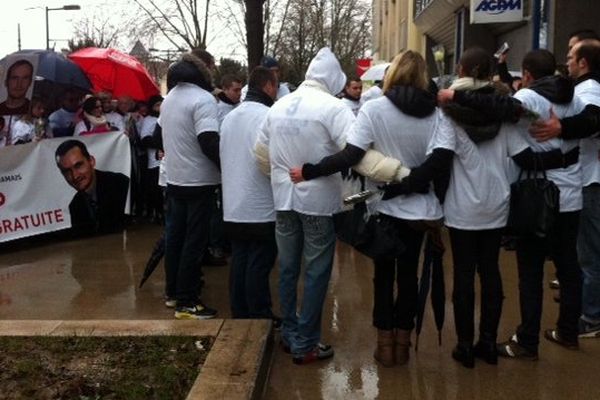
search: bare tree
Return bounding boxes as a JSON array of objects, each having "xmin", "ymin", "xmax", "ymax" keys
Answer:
[
  {"xmin": 132, "ymin": 0, "xmax": 212, "ymax": 50},
  {"xmin": 67, "ymin": 8, "xmax": 137, "ymax": 51}
]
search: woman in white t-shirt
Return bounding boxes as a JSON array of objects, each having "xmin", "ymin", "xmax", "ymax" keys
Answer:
[
  {"xmin": 290, "ymin": 51, "xmax": 454, "ymax": 367},
  {"xmin": 432, "ymin": 48, "xmax": 579, "ymax": 368}
]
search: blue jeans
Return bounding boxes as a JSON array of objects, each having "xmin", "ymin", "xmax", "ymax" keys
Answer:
[
  {"xmin": 276, "ymin": 211, "xmax": 336, "ymax": 355},
  {"xmin": 579, "ymin": 185, "xmax": 600, "ymax": 323},
  {"xmin": 229, "ymin": 237, "xmax": 278, "ymax": 319},
  {"xmin": 165, "ymin": 186, "xmax": 214, "ymax": 307}
]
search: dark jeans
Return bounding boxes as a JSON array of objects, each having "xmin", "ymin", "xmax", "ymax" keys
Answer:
[
  {"xmin": 144, "ymin": 167, "xmax": 163, "ymax": 220},
  {"xmin": 372, "ymin": 215, "xmax": 425, "ymax": 331},
  {"xmin": 209, "ymin": 186, "xmax": 228, "ymax": 251},
  {"xmin": 516, "ymin": 211, "xmax": 582, "ymax": 352},
  {"xmin": 229, "ymin": 237, "xmax": 278, "ymax": 319},
  {"xmin": 449, "ymin": 228, "xmax": 504, "ymax": 346},
  {"xmin": 164, "ymin": 187, "xmax": 214, "ymax": 307}
]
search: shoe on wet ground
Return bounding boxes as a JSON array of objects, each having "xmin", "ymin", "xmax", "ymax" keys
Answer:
[
  {"xmin": 174, "ymin": 303, "xmax": 217, "ymax": 320},
  {"xmin": 497, "ymin": 334, "xmax": 538, "ymax": 360},
  {"xmin": 544, "ymin": 329, "xmax": 579, "ymax": 349},
  {"xmin": 549, "ymin": 279, "xmax": 560, "ymax": 289},
  {"xmin": 474, "ymin": 340, "xmax": 498, "ymax": 365},
  {"xmin": 579, "ymin": 319, "xmax": 600, "ymax": 339},
  {"xmin": 452, "ymin": 344, "xmax": 475, "ymax": 369},
  {"xmin": 292, "ymin": 343, "xmax": 334, "ymax": 365},
  {"xmin": 164, "ymin": 297, "xmax": 177, "ymax": 308}
]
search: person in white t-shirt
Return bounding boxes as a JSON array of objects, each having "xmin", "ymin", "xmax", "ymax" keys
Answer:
[
  {"xmin": 435, "ymin": 48, "xmax": 580, "ymax": 368},
  {"xmin": 255, "ymin": 47, "xmax": 353, "ymax": 365},
  {"xmin": 216, "ymin": 75, "xmax": 242, "ymax": 126},
  {"xmin": 289, "ymin": 50, "xmax": 451, "ymax": 367},
  {"xmin": 139, "ymin": 95, "xmax": 164, "ymax": 223},
  {"xmin": 441, "ymin": 50, "xmax": 587, "ymax": 359},
  {"xmin": 340, "ymin": 77, "xmax": 362, "ymax": 115},
  {"xmin": 220, "ymin": 66, "xmax": 279, "ymax": 323},
  {"xmin": 160, "ymin": 51, "xmax": 221, "ymax": 321}
]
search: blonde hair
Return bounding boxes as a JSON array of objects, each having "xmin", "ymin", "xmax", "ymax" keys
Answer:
[{"xmin": 383, "ymin": 50, "xmax": 429, "ymax": 93}]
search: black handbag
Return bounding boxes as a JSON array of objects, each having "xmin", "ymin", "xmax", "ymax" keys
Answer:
[
  {"xmin": 333, "ymin": 202, "xmax": 405, "ymax": 259},
  {"xmin": 507, "ymin": 161, "xmax": 560, "ymax": 238}
]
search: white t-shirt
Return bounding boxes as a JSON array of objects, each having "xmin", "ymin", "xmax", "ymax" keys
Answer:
[
  {"xmin": 257, "ymin": 85, "xmax": 354, "ymax": 216},
  {"xmin": 140, "ymin": 115, "xmax": 161, "ymax": 169},
  {"xmin": 348, "ymin": 97, "xmax": 448, "ymax": 221},
  {"xmin": 10, "ymin": 119, "xmax": 35, "ymax": 144},
  {"xmin": 159, "ymin": 83, "xmax": 221, "ymax": 187},
  {"xmin": 434, "ymin": 120, "xmax": 529, "ymax": 230},
  {"xmin": 105, "ymin": 111, "xmax": 125, "ymax": 132},
  {"xmin": 220, "ymin": 101, "xmax": 275, "ymax": 223},
  {"xmin": 217, "ymin": 101, "xmax": 237, "ymax": 127},
  {"xmin": 360, "ymin": 85, "xmax": 383, "ymax": 106},
  {"xmin": 341, "ymin": 97, "xmax": 361, "ymax": 116},
  {"xmin": 574, "ymin": 78, "xmax": 600, "ymax": 186},
  {"xmin": 514, "ymin": 87, "xmax": 585, "ymax": 212}
]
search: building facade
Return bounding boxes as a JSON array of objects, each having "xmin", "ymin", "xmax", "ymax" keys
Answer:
[{"xmin": 373, "ymin": 0, "xmax": 600, "ymax": 77}]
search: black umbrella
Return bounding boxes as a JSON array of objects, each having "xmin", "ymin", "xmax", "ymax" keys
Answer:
[
  {"xmin": 414, "ymin": 227, "xmax": 446, "ymax": 351},
  {"xmin": 139, "ymin": 232, "xmax": 165, "ymax": 288},
  {"xmin": 1, "ymin": 49, "xmax": 91, "ymax": 91}
]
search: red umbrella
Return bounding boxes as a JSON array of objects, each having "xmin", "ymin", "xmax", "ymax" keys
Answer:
[{"xmin": 68, "ymin": 47, "xmax": 160, "ymax": 101}]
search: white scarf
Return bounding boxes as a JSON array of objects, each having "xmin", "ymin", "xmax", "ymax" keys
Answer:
[
  {"xmin": 84, "ymin": 112, "xmax": 108, "ymax": 127},
  {"xmin": 450, "ymin": 77, "xmax": 491, "ymax": 91}
]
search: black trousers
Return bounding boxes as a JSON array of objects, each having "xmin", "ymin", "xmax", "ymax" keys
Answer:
[
  {"xmin": 449, "ymin": 228, "xmax": 504, "ymax": 346},
  {"xmin": 516, "ymin": 211, "xmax": 582, "ymax": 352},
  {"xmin": 372, "ymin": 216, "xmax": 425, "ymax": 330}
]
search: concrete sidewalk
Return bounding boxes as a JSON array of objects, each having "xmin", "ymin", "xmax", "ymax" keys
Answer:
[{"xmin": 1, "ymin": 223, "xmax": 599, "ymax": 399}]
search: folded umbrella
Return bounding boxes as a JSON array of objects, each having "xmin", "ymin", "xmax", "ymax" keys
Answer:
[
  {"xmin": 69, "ymin": 47, "xmax": 160, "ymax": 101},
  {"xmin": 139, "ymin": 232, "xmax": 165, "ymax": 288}
]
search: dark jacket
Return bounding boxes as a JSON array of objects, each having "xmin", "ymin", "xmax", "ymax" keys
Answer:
[{"xmin": 69, "ymin": 169, "xmax": 130, "ymax": 235}]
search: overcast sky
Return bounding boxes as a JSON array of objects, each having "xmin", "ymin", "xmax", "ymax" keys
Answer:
[{"xmin": 0, "ymin": 0, "xmax": 246, "ymax": 61}]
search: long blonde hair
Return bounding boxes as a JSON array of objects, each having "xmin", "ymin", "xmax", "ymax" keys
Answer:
[{"xmin": 383, "ymin": 50, "xmax": 429, "ymax": 93}]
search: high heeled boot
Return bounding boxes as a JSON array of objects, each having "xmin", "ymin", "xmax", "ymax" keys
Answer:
[
  {"xmin": 374, "ymin": 329, "xmax": 395, "ymax": 367},
  {"xmin": 395, "ymin": 329, "xmax": 412, "ymax": 365}
]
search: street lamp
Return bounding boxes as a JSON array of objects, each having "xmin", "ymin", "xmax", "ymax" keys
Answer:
[{"xmin": 46, "ymin": 4, "xmax": 81, "ymax": 50}]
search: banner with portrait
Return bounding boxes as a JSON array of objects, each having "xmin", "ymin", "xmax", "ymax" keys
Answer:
[{"xmin": 0, "ymin": 132, "xmax": 131, "ymax": 243}]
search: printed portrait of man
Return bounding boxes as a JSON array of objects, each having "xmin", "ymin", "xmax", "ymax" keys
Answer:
[
  {"xmin": 55, "ymin": 139, "xmax": 130, "ymax": 235},
  {"xmin": 0, "ymin": 59, "xmax": 35, "ymax": 116}
]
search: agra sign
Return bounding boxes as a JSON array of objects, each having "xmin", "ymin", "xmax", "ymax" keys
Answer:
[{"xmin": 470, "ymin": 0, "xmax": 523, "ymax": 24}]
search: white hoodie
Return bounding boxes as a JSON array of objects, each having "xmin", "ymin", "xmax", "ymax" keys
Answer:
[{"xmin": 256, "ymin": 47, "xmax": 354, "ymax": 216}]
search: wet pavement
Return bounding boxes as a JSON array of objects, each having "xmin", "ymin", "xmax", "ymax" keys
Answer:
[{"xmin": 1, "ymin": 223, "xmax": 599, "ymax": 399}]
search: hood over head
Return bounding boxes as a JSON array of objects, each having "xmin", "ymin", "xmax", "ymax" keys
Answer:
[
  {"xmin": 304, "ymin": 47, "xmax": 346, "ymax": 96},
  {"xmin": 384, "ymin": 85, "xmax": 436, "ymax": 118},
  {"xmin": 166, "ymin": 52, "xmax": 214, "ymax": 93},
  {"xmin": 528, "ymin": 75, "xmax": 574, "ymax": 104}
]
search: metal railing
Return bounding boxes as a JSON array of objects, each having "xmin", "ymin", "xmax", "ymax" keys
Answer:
[{"xmin": 414, "ymin": 0, "xmax": 435, "ymax": 17}]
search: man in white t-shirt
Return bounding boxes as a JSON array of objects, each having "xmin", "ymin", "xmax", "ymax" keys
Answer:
[
  {"xmin": 216, "ymin": 74, "xmax": 242, "ymax": 126},
  {"xmin": 495, "ymin": 50, "xmax": 585, "ymax": 359},
  {"xmin": 220, "ymin": 66, "xmax": 279, "ymax": 323},
  {"xmin": 340, "ymin": 77, "xmax": 362, "ymax": 115},
  {"xmin": 255, "ymin": 47, "xmax": 354, "ymax": 364},
  {"xmin": 49, "ymin": 90, "xmax": 81, "ymax": 137},
  {"xmin": 160, "ymin": 51, "xmax": 221, "ymax": 320},
  {"xmin": 566, "ymin": 39, "xmax": 600, "ymax": 338}
]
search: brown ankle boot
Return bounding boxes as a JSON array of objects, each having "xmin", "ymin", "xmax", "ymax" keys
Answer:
[
  {"xmin": 374, "ymin": 329, "xmax": 395, "ymax": 367},
  {"xmin": 395, "ymin": 329, "xmax": 412, "ymax": 365}
]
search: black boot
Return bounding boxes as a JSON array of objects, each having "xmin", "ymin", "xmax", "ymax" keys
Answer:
[
  {"xmin": 452, "ymin": 344, "xmax": 475, "ymax": 369},
  {"xmin": 474, "ymin": 340, "xmax": 498, "ymax": 365}
]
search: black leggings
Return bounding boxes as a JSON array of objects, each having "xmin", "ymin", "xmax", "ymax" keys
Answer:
[
  {"xmin": 372, "ymin": 216, "xmax": 425, "ymax": 330},
  {"xmin": 449, "ymin": 227, "xmax": 504, "ymax": 346}
]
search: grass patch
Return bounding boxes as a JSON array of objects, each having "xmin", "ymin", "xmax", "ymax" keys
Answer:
[{"xmin": 0, "ymin": 335, "xmax": 213, "ymax": 400}]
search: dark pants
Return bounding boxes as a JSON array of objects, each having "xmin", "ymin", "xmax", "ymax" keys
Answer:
[
  {"xmin": 164, "ymin": 187, "xmax": 214, "ymax": 307},
  {"xmin": 449, "ymin": 228, "xmax": 504, "ymax": 346},
  {"xmin": 144, "ymin": 167, "xmax": 163, "ymax": 221},
  {"xmin": 372, "ymin": 216, "xmax": 425, "ymax": 331},
  {"xmin": 229, "ymin": 237, "xmax": 278, "ymax": 319},
  {"xmin": 516, "ymin": 211, "xmax": 582, "ymax": 352}
]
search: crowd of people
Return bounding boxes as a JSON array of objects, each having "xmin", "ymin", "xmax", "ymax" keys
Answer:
[{"xmin": 3, "ymin": 29, "xmax": 600, "ymax": 369}]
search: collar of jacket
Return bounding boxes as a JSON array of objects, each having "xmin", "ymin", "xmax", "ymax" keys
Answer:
[
  {"xmin": 217, "ymin": 91, "xmax": 238, "ymax": 105},
  {"xmin": 574, "ymin": 71, "xmax": 600, "ymax": 86},
  {"xmin": 244, "ymin": 87, "xmax": 274, "ymax": 107}
]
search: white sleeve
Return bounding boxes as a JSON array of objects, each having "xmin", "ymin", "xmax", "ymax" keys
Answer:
[
  {"xmin": 140, "ymin": 117, "xmax": 156, "ymax": 139},
  {"xmin": 73, "ymin": 121, "xmax": 86, "ymax": 136},
  {"xmin": 10, "ymin": 121, "xmax": 32, "ymax": 144},
  {"xmin": 327, "ymin": 104, "xmax": 355, "ymax": 150},
  {"xmin": 346, "ymin": 107, "xmax": 374, "ymax": 150},
  {"xmin": 427, "ymin": 111, "xmax": 456, "ymax": 155},
  {"xmin": 194, "ymin": 98, "xmax": 220, "ymax": 136},
  {"xmin": 506, "ymin": 128, "xmax": 529, "ymax": 157}
]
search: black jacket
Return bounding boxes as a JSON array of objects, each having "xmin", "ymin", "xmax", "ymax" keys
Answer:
[{"xmin": 69, "ymin": 170, "xmax": 130, "ymax": 235}]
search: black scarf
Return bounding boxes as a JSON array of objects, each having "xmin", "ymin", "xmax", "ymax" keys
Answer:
[
  {"xmin": 217, "ymin": 91, "xmax": 238, "ymax": 106},
  {"xmin": 574, "ymin": 71, "xmax": 600, "ymax": 86},
  {"xmin": 244, "ymin": 88, "xmax": 274, "ymax": 107}
]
